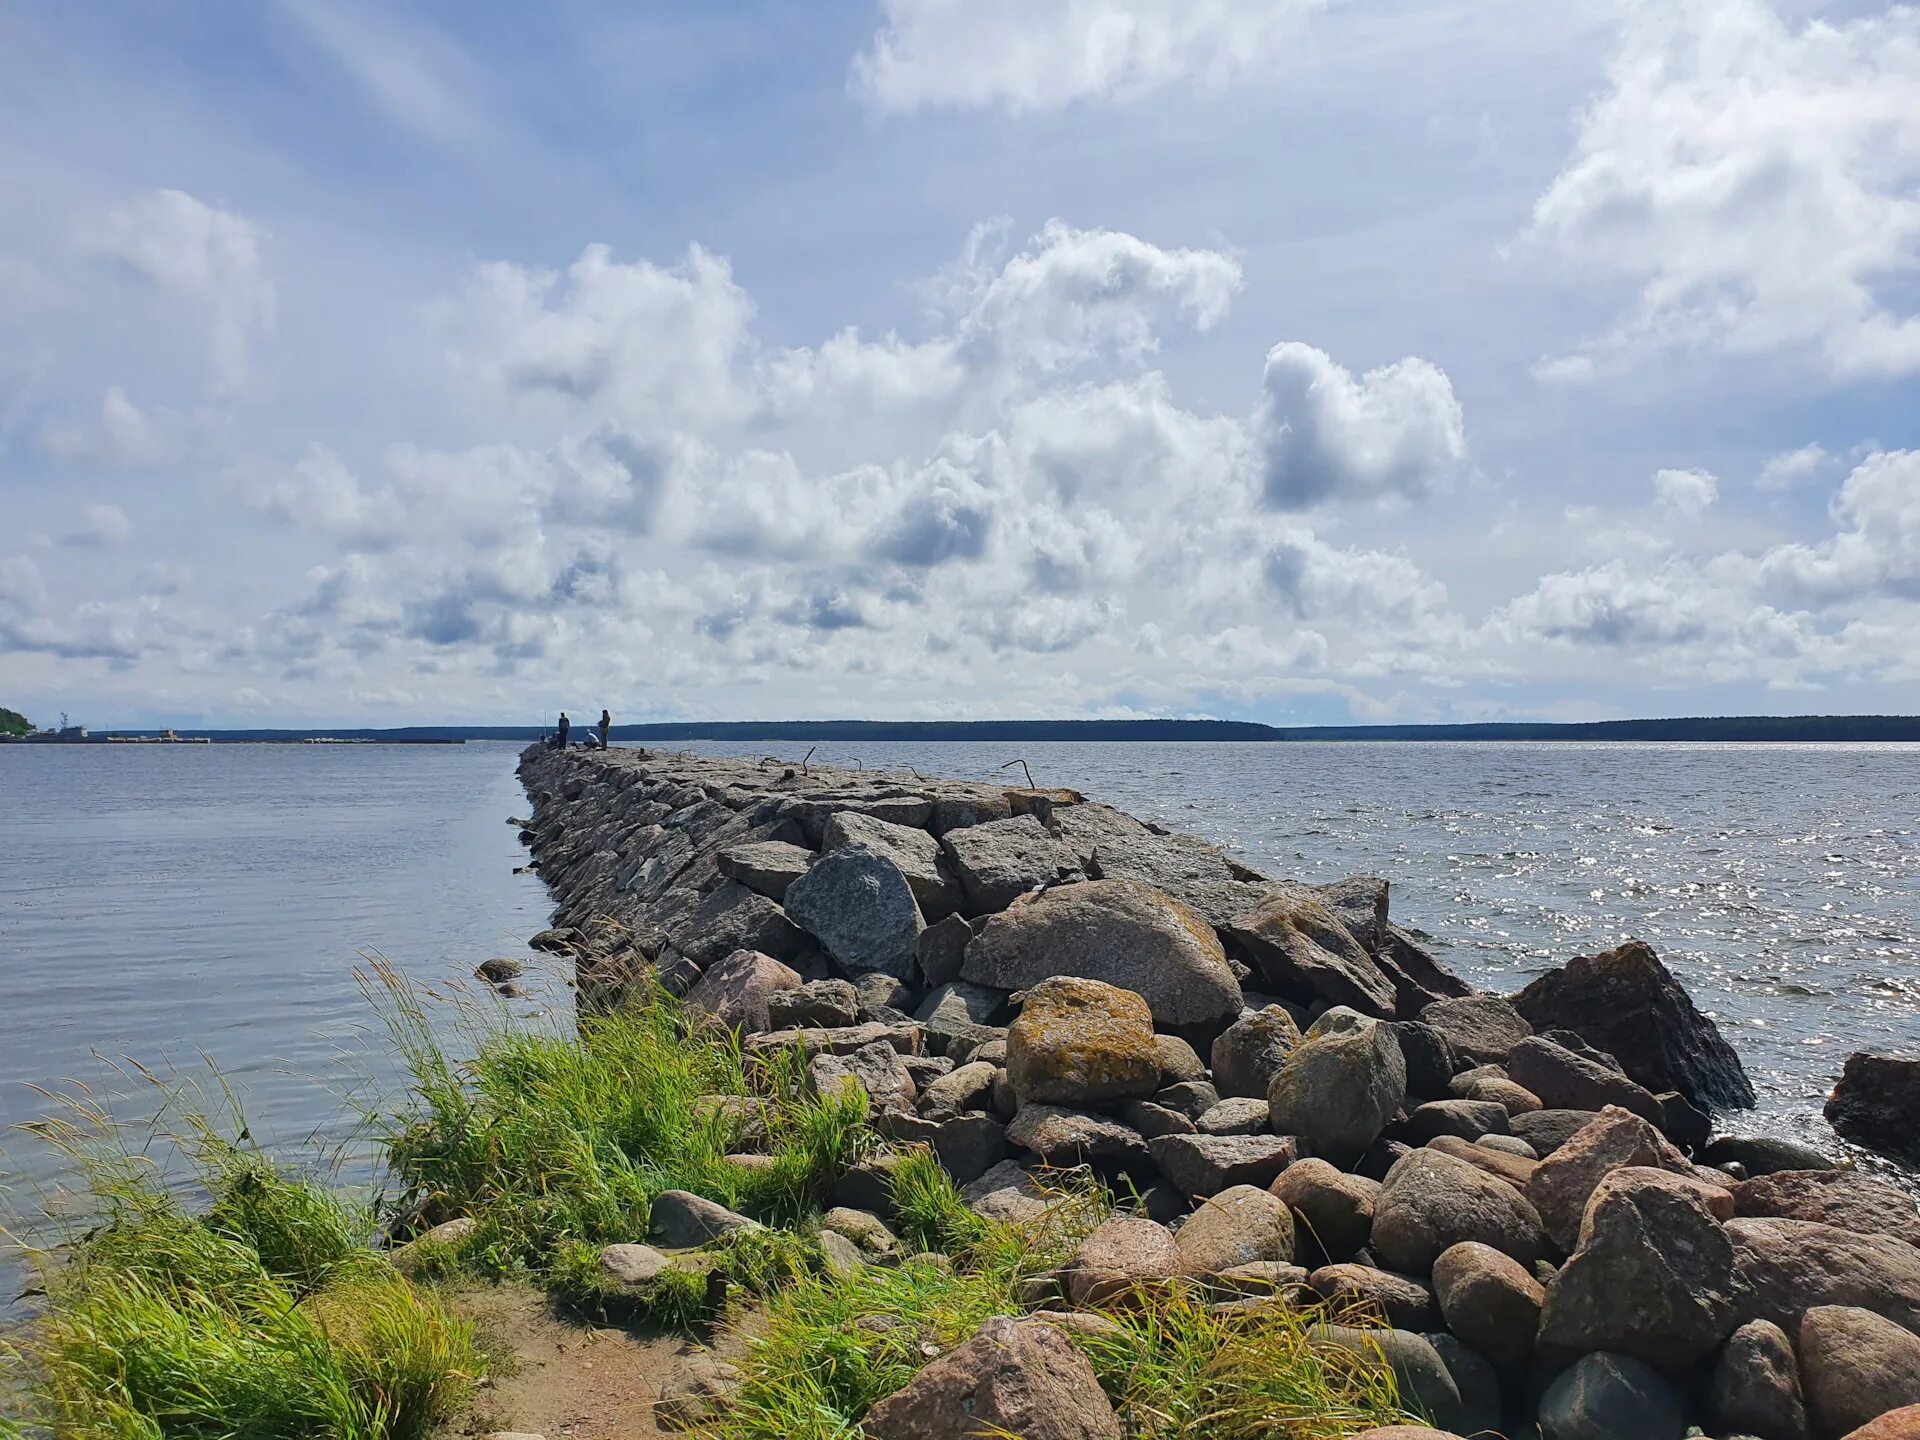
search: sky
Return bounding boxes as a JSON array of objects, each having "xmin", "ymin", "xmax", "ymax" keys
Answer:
[{"xmin": 1, "ymin": 0, "xmax": 1917, "ymax": 729}]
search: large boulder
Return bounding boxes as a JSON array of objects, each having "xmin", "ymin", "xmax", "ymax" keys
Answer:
[
  {"xmin": 1005, "ymin": 977, "xmax": 1161, "ymax": 1107},
  {"xmin": 1537, "ymin": 1167, "xmax": 1740, "ymax": 1369},
  {"xmin": 1224, "ymin": 890, "xmax": 1398, "ymax": 1017},
  {"xmin": 1734, "ymin": 1169, "xmax": 1920, "ymax": 1248},
  {"xmin": 919, "ymin": 1060, "xmax": 998, "ymax": 1120},
  {"xmin": 962, "ymin": 879, "xmax": 1243, "ymax": 1029},
  {"xmin": 651, "ymin": 1190, "xmax": 762, "ymax": 1248},
  {"xmin": 1267, "ymin": 1021, "xmax": 1407, "ymax": 1164},
  {"xmin": 1511, "ymin": 1109, "xmax": 1602, "ymax": 1157},
  {"xmin": 822, "ymin": 810, "xmax": 964, "ymax": 921},
  {"xmin": 1420, "ymin": 996, "xmax": 1533, "ymax": 1067},
  {"xmin": 1537, "ymin": 1352, "xmax": 1687, "ymax": 1440},
  {"xmin": 1513, "ymin": 939, "xmax": 1755, "ymax": 1111},
  {"xmin": 1826, "ymin": 1053, "xmax": 1920, "ymax": 1165},
  {"xmin": 783, "ymin": 844, "xmax": 925, "ymax": 981},
  {"xmin": 1066, "ymin": 1217, "xmax": 1180, "ymax": 1307},
  {"xmin": 1506, "ymin": 1035, "xmax": 1665, "ymax": 1124},
  {"xmin": 809, "ymin": 1040, "xmax": 918, "ymax": 1113},
  {"xmin": 1709, "ymin": 1319, "xmax": 1812, "ymax": 1440},
  {"xmin": 766, "ymin": 978, "xmax": 859, "ymax": 1030},
  {"xmin": 664, "ymin": 881, "xmax": 806, "ymax": 966},
  {"xmin": 1799, "ymin": 1306, "xmax": 1920, "ymax": 1440},
  {"xmin": 715, "ymin": 839, "xmax": 814, "ymax": 901},
  {"xmin": 1844, "ymin": 1406, "xmax": 1920, "ymax": 1440},
  {"xmin": 681, "ymin": 948, "xmax": 801, "ymax": 1034},
  {"xmin": 1173, "ymin": 1184, "xmax": 1295, "ymax": 1277},
  {"xmin": 1212, "ymin": 1007, "xmax": 1302, "ymax": 1099},
  {"xmin": 861, "ymin": 1315, "xmax": 1122, "ymax": 1440},
  {"xmin": 1371, "ymin": 1148, "xmax": 1550, "ymax": 1273},
  {"xmin": 1524, "ymin": 1106, "xmax": 1695, "ymax": 1251},
  {"xmin": 1728, "ymin": 1218, "xmax": 1920, "ymax": 1333},
  {"xmin": 939, "ymin": 815, "xmax": 1084, "ymax": 916},
  {"xmin": 1271, "ymin": 1158, "xmax": 1380, "ymax": 1261},
  {"xmin": 1148, "ymin": 1133, "xmax": 1298, "ymax": 1197},
  {"xmin": 1007, "ymin": 1105, "xmax": 1149, "ymax": 1168},
  {"xmin": 1704, "ymin": 1133, "xmax": 1839, "ymax": 1176},
  {"xmin": 1431, "ymin": 1240, "xmax": 1544, "ymax": 1369}
]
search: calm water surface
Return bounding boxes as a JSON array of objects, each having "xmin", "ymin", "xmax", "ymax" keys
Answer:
[{"xmin": 2, "ymin": 739, "xmax": 1916, "ymax": 1200}]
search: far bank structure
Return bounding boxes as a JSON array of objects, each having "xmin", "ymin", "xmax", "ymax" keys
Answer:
[{"xmin": 515, "ymin": 742, "xmax": 1920, "ymax": 1440}]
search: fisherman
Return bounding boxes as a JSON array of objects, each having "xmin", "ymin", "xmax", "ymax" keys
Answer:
[
  {"xmin": 552, "ymin": 712, "xmax": 571, "ymax": 750},
  {"xmin": 597, "ymin": 708, "xmax": 611, "ymax": 749}
]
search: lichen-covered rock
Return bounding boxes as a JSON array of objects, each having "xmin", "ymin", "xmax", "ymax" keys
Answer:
[
  {"xmin": 1799, "ymin": 1306, "xmax": 1920, "ymax": 1440},
  {"xmin": 1732, "ymin": 1169, "xmax": 1920, "ymax": 1248},
  {"xmin": 654, "ymin": 1357, "xmax": 742, "ymax": 1431},
  {"xmin": 1524, "ymin": 1106, "xmax": 1695, "ymax": 1251},
  {"xmin": 1513, "ymin": 939, "xmax": 1756, "ymax": 1112},
  {"xmin": 1431, "ymin": 1240, "xmax": 1544, "ymax": 1369},
  {"xmin": 1537, "ymin": 1166, "xmax": 1740, "ymax": 1369},
  {"xmin": 1148, "ymin": 1133, "xmax": 1297, "ymax": 1198},
  {"xmin": 822, "ymin": 810, "xmax": 964, "ymax": 921},
  {"xmin": 861, "ymin": 1315, "xmax": 1122, "ymax": 1440},
  {"xmin": 1537, "ymin": 1351, "xmax": 1687, "ymax": 1440},
  {"xmin": 1371, "ymin": 1148, "xmax": 1549, "ymax": 1273},
  {"xmin": 1066, "ymin": 1217, "xmax": 1180, "ymax": 1307},
  {"xmin": 1006, "ymin": 976, "xmax": 1161, "ymax": 1107},
  {"xmin": 1421, "ymin": 996, "xmax": 1533, "ymax": 1067},
  {"xmin": 1154, "ymin": 1033, "xmax": 1208, "ymax": 1085},
  {"xmin": 1426, "ymin": 1134, "xmax": 1537, "ymax": 1191},
  {"xmin": 1271, "ymin": 1158, "xmax": 1380, "ymax": 1261},
  {"xmin": 939, "ymin": 815, "xmax": 1084, "ymax": 916},
  {"xmin": 1449, "ymin": 1070, "xmax": 1543, "ymax": 1116},
  {"xmin": 783, "ymin": 844, "xmax": 925, "ymax": 980},
  {"xmin": 1008, "ymin": 1105, "xmax": 1149, "ymax": 1168},
  {"xmin": 1267, "ymin": 1021, "xmax": 1407, "ymax": 1164},
  {"xmin": 1174, "ymin": 1184, "xmax": 1295, "ymax": 1277},
  {"xmin": 962, "ymin": 879, "xmax": 1243, "ymax": 1028},
  {"xmin": 682, "ymin": 948, "xmax": 802, "ymax": 1034},
  {"xmin": 1709, "ymin": 1319, "xmax": 1811, "ymax": 1440},
  {"xmin": 1212, "ymin": 1006, "xmax": 1302, "ymax": 1099},
  {"xmin": 1225, "ymin": 889, "xmax": 1398, "ymax": 1017}
]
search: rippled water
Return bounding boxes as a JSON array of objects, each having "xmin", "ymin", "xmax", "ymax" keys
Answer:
[{"xmin": 2, "ymin": 738, "xmax": 1914, "ymax": 1200}]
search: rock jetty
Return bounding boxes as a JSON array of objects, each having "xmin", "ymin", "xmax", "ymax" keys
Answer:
[{"xmin": 517, "ymin": 743, "xmax": 1920, "ymax": 1439}]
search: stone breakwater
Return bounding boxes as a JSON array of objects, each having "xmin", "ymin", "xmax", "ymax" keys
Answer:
[{"xmin": 516, "ymin": 744, "xmax": 1920, "ymax": 1440}]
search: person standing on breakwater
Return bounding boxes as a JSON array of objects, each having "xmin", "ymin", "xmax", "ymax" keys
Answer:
[
  {"xmin": 597, "ymin": 709, "xmax": 611, "ymax": 749},
  {"xmin": 551, "ymin": 712, "xmax": 571, "ymax": 750}
]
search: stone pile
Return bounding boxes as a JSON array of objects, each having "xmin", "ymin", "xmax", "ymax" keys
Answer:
[{"xmin": 517, "ymin": 744, "xmax": 1920, "ymax": 1440}]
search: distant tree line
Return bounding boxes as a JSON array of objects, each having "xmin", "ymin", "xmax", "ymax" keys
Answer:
[{"xmin": 0, "ymin": 706, "xmax": 33, "ymax": 738}]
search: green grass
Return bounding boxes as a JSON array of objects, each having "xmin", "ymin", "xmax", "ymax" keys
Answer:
[
  {"xmin": 363, "ymin": 957, "xmax": 871, "ymax": 1285},
  {"xmin": 1, "ymin": 1092, "xmax": 477, "ymax": 1440}
]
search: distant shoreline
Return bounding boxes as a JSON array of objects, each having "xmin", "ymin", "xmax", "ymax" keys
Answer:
[{"xmin": 11, "ymin": 713, "xmax": 1919, "ymax": 744}]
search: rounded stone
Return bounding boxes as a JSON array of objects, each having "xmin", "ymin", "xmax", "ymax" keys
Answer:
[
  {"xmin": 1431, "ymin": 1240, "xmax": 1544, "ymax": 1369},
  {"xmin": 1173, "ymin": 1184, "xmax": 1295, "ymax": 1277}
]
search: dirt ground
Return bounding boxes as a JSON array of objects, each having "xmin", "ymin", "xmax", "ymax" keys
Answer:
[{"xmin": 449, "ymin": 1282, "xmax": 744, "ymax": 1440}]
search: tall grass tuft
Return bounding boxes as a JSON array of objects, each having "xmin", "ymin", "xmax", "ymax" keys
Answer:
[
  {"xmin": 1, "ymin": 1086, "xmax": 477, "ymax": 1440},
  {"xmin": 361, "ymin": 956, "xmax": 869, "ymax": 1276}
]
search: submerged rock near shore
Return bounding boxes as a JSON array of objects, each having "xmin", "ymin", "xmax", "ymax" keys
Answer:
[{"xmin": 517, "ymin": 743, "xmax": 1920, "ymax": 1440}]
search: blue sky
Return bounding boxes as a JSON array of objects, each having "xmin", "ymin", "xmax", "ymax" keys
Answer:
[{"xmin": 1, "ymin": 0, "xmax": 1916, "ymax": 727}]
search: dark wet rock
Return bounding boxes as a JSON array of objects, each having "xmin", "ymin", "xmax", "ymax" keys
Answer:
[
  {"xmin": 1225, "ymin": 889, "xmax": 1398, "ymax": 1017},
  {"xmin": 915, "ymin": 912, "xmax": 974, "ymax": 988},
  {"xmin": 1826, "ymin": 1052, "xmax": 1920, "ymax": 1165},
  {"xmin": 765, "ymin": 978, "xmax": 859, "ymax": 1030},
  {"xmin": 914, "ymin": 981, "xmax": 1010, "ymax": 1055},
  {"xmin": 475, "ymin": 957, "xmax": 523, "ymax": 984},
  {"xmin": 1421, "ymin": 995, "xmax": 1533, "ymax": 1066},
  {"xmin": 1006, "ymin": 976, "xmax": 1161, "ymax": 1107},
  {"xmin": 1404, "ymin": 1100, "xmax": 1511, "ymax": 1144},
  {"xmin": 1174, "ymin": 1184, "xmax": 1295, "ymax": 1277},
  {"xmin": 1513, "ymin": 939, "xmax": 1756, "ymax": 1111},
  {"xmin": 1370, "ymin": 1147, "xmax": 1549, "ymax": 1273},
  {"xmin": 1267, "ymin": 1021, "xmax": 1407, "ymax": 1164},
  {"xmin": 1149, "ymin": 1133, "xmax": 1298, "ymax": 1198},
  {"xmin": 1271, "ymin": 1158, "xmax": 1380, "ymax": 1261},
  {"xmin": 1431, "ymin": 1240, "xmax": 1544, "ymax": 1368},
  {"xmin": 1538, "ymin": 1166, "xmax": 1740, "ymax": 1369},
  {"xmin": 1507, "ymin": 1035, "xmax": 1666, "ymax": 1124},
  {"xmin": 1733, "ymin": 1169, "xmax": 1920, "ymax": 1247},
  {"xmin": 1703, "ymin": 1133, "xmax": 1837, "ymax": 1177},
  {"xmin": 715, "ymin": 839, "xmax": 814, "ymax": 902},
  {"xmin": 1309, "ymin": 1263, "xmax": 1437, "ymax": 1329},
  {"xmin": 1212, "ymin": 1006, "xmax": 1302, "ymax": 1099},
  {"xmin": 1422, "ymin": 1331, "xmax": 1501, "ymax": 1440},
  {"xmin": 1656, "ymin": 1089, "xmax": 1712, "ymax": 1151},
  {"xmin": 1066, "ymin": 1217, "xmax": 1180, "ymax": 1307},
  {"xmin": 822, "ymin": 809, "xmax": 964, "ymax": 921},
  {"xmin": 682, "ymin": 948, "xmax": 802, "ymax": 1034},
  {"xmin": 1800, "ymin": 1305, "xmax": 1920, "ymax": 1440},
  {"xmin": 1710, "ymin": 1319, "xmax": 1811, "ymax": 1440},
  {"xmin": 651, "ymin": 1190, "xmax": 762, "ymax": 1247},
  {"xmin": 1389, "ymin": 1020, "xmax": 1459, "ymax": 1101},
  {"xmin": 1511, "ymin": 1109, "xmax": 1601, "ymax": 1157},
  {"xmin": 783, "ymin": 843, "xmax": 925, "ymax": 981},
  {"xmin": 861, "ymin": 1315, "xmax": 1122, "ymax": 1440},
  {"xmin": 1524, "ymin": 1106, "xmax": 1695, "ymax": 1251},
  {"xmin": 1537, "ymin": 1351, "xmax": 1687, "ymax": 1440},
  {"xmin": 1008, "ymin": 1105, "xmax": 1149, "ymax": 1168},
  {"xmin": 963, "ymin": 879, "xmax": 1243, "ymax": 1029},
  {"xmin": 1727, "ymin": 1218, "xmax": 1920, "ymax": 1333},
  {"xmin": 940, "ymin": 815, "xmax": 1085, "ymax": 916}
]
